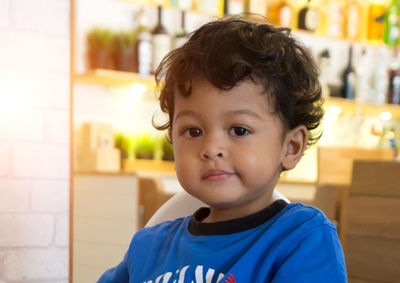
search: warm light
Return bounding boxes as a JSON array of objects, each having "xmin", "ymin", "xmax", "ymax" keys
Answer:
[
  {"xmin": 327, "ymin": 106, "xmax": 342, "ymax": 116},
  {"xmin": 0, "ymin": 73, "xmax": 31, "ymax": 123},
  {"xmin": 379, "ymin": 111, "xmax": 392, "ymax": 121},
  {"xmin": 120, "ymin": 83, "xmax": 147, "ymax": 100},
  {"xmin": 0, "ymin": 95, "xmax": 21, "ymax": 118},
  {"xmin": 131, "ymin": 83, "xmax": 147, "ymax": 94}
]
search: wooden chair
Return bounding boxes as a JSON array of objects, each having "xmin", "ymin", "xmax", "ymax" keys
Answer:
[
  {"xmin": 145, "ymin": 190, "xmax": 290, "ymax": 227},
  {"xmin": 137, "ymin": 176, "xmax": 178, "ymax": 228},
  {"xmin": 317, "ymin": 146, "xmax": 394, "ymax": 242},
  {"xmin": 317, "ymin": 146, "xmax": 393, "ymax": 186},
  {"xmin": 344, "ymin": 160, "xmax": 400, "ymax": 283}
]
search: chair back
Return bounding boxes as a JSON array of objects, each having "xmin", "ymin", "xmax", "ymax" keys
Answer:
[{"xmin": 344, "ymin": 160, "xmax": 400, "ymax": 282}]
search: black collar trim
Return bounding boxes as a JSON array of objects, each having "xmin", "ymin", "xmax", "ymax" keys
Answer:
[{"xmin": 188, "ymin": 200, "xmax": 287, "ymax": 236}]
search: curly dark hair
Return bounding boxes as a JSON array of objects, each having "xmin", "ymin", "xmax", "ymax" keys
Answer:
[{"xmin": 154, "ymin": 16, "xmax": 324, "ymax": 147}]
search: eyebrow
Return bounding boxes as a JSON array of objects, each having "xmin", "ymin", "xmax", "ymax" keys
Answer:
[
  {"xmin": 174, "ymin": 110, "xmax": 197, "ymax": 122},
  {"xmin": 225, "ymin": 109, "xmax": 263, "ymax": 120},
  {"xmin": 174, "ymin": 109, "xmax": 263, "ymax": 122}
]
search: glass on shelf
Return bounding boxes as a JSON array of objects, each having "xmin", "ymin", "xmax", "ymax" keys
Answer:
[{"xmin": 368, "ymin": 3, "xmax": 385, "ymax": 42}]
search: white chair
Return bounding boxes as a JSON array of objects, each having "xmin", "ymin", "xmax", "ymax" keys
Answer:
[{"xmin": 146, "ymin": 190, "xmax": 290, "ymax": 227}]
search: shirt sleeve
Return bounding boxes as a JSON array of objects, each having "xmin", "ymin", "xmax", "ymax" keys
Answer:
[
  {"xmin": 96, "ymin": 251, "xmax": 130, "ymax": 283},
  {"xmin": 271, "ymin": 225, "xmax": 347, "ymax": 283}
]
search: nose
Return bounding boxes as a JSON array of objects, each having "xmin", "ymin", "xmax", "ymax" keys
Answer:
[{"xmin": 200, "ymin": 136, "xmax": 226, "ymax": 160}]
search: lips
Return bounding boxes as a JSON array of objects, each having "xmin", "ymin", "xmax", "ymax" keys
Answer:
[{"xmin": 202, "ymin": 170, "xmax": 234, "ymax": 181}]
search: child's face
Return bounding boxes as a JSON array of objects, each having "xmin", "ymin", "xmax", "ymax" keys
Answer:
[{"xmin": 171, "ymin": 80, "xmax": 305, "ymax": 222}]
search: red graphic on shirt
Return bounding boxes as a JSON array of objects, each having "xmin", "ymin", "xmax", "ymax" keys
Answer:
[{"xmin": 224, "ymin": 273, "xmax": 236, "ymax": 283}]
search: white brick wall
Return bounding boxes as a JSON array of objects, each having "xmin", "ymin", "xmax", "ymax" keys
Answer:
[
  {"xmin": 0, "ymin": 0, "xmax": 9, "ymax": 28},
  {"xmin": 0, "ymin": 142, "xmax": 11, "ymax": 176},
  {"xmin": 55, "ymin": 214, "xmax": 69, "ymax": 247},
  {"xmin": 1, "ymin": 248, "xmax": 68, "ymax": 281},
  {"xmin": 13, "ymin": 143, "xmax": 69, "ymax": 179},
  {"xmin": 0, "ymin": 109, "xmax": 44, "ymax": 142},
  {"xmin": 0, "ymin": 214, "xmax": 54, "ymax": 246},
  {"xmin": 45, "ymin": 110, "xmax": 71, "ymax": 144},
  {"xmin": 0, "ymin": 180, "xmax": 31, "ymax": 212},
  {"xmin": 10, "ymin": 0, "xmax": 69, "ymax": 36},
  {"xmin": 32, "ymin": 181, "xmax": 69, "ymax": 212},
  {"xmin": 0, "ymin": 0, "xmax": 70, "ymax": 282}
]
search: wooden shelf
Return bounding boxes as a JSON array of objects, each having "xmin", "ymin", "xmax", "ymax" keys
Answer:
[
  {"xmin": 324, "ymin": 97, "xmax": 400, "ymax": 118},
  {"xmin": 74, "ymin": 69, "xmax": 157, "ymax": 91},
  {"xmin": 73, "ymin": 70, "xmax": 400, "ymax": 119},
  {"xmin": 120, "ymin": 0, "xmax": 221, "ymax": 17},
  {"xmin": 292, "ymin": 29, "xmax": 387, "ymax": 48},
  {"xmin": 122, "ymin": 159, "xmax": 175, "ymax": 173}
]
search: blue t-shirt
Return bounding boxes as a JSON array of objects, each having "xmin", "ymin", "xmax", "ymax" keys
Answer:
[{"xmin": 98, "ymin": 200, "xmax": 347, "ymax": 283}]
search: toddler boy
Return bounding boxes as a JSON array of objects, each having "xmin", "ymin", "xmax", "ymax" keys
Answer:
[{"xmin": 98, "ymin": 16, "xmax": 347, "ymax": 282}]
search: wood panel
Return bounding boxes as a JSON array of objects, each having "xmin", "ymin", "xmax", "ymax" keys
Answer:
[
  {"xmin": 74, "ymin": 217, "xmax": 135, "ymax": 244},
  {"xmin": 138, "ymin": 177, "xmax": 175, "ymax": 228},
  {"xmin": 317, "ymin": 147, "xmax": 393, "ymax": 186},
  {"xmin": 74, "ymin": 69, "xmax": 156, "ymax": 90},
  {"xmin": 123, "ymin": 159, "xmax": 175, "ymax": 173},
  {"xmin": 73, "ymin": 175, "xmax": 138, "ymax": 283},
  {"xmin": 73, "ymin": 265, "xmax": 105, "ymax": 283},
  {"xmin": 73, "ymin": 240, "xmax": 126, "ymax": 268},
  {"xmin": 349, "ymin": 277, "xmax": 387, "ymax": 283},
  {"xmin": 347, "ymin": 196, "xmax": 400, "ymax": 239},
  {"xmin": 346, "ymin": 235, "xmax": 400, "ymax": 282},
  {"xmin": 351, "ymin": 160, "xmax": 400, "ymax": 197},
  {"xmin": 344, "ymin": 160, "xmax": 400, "ymax": 282},
  {"xmin": 74, "ymin": 189, "xmax": 137, "ymax": 220}
]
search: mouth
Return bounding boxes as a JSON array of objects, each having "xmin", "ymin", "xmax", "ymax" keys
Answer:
[{"xmin": 201, "ymin": 170, "xmax": 235, "ymax": 181}]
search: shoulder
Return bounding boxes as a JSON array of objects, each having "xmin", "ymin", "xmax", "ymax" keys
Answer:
[
  {"xmin": 278, "ymin": 202, "xmax": 335, "ymax": 229},
  {"xmin": 131, "ymin": 216, "xmax": 190, "ymax": 244},
  {"xmin": 121, "ymin": 216, "xmax": 191, "ymax": 270},
  {"xmin": 270, "ymin": 204, "xmax": 347, "ymax": 281},
  {"xmin": 270, "ymin": 203, "xmax": 338, "ymax": 245}
]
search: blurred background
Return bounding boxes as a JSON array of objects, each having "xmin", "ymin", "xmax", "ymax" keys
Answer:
[{"xmin": 1, "ymin": 0, "xmax": 400, "ymax": 282}]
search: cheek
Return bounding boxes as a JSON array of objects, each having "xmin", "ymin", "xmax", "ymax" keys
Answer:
[
  {"xmin": 173, "ymin": 142, "xmax": 196, "ymax": 181},
  {"xmin": 234, "ymin": 145, "xmax": 281, "ymax": 179},
  {"xmin": 174, "ymin": 157, "xmax": 198, "ymax": 195}
]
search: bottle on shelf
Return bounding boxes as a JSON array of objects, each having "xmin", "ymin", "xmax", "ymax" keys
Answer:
[
  {"xmin": 367, "ymin": 3, "xmax": 385, "ymax": 42},
  {"xmin": 278, "ymin": 0, "xmax": 293, "ymax": 28},
  {"xmin": 341, "ymin": 45, "xmax": 356, "ymax": 99},
  {"xmin": 325, "ymin": 0, "xmax": 345, "ymax": 38},
  {"xmin": 267, "ymin": 0, "xmax": 293, "ymax": 27},
  {"xmin": 247, "ymin": 0, "xmax": 267, "ymax": 16},
  {"xmin": 297, "ymin": 0, "xmax": 319, "ymax": 32},
  {"xmin": 153, "ymin": 0, "xmax": 168, "ymax": 5},
  {"xmin": 383, "ymin": 0, "xmax": 400, "ymax": 48},
  {"xmin": 224, "ymin": 0, "xmax": 245, "ymax": 15},
  {"xmin": 388, "ymin": 49, "xmax": 400, "ymax": 105},
  {"xmin": 135, "ymin": 7, "xmax": 153, "ymax": 76},
  {"xmin": 196, "ymin": 0, "xmax": 224, "ymax": 15},
  {"xmin": 345, "ymin": 0, "xmax": 362, "ymax": 41},
  {"xmin": 317, "ymin": 48, "xmax": 331, "ymax": 98},
  {"xmin": 178, "ymin": 0, "xmax": 192, "ymax": 10},
  {"xmin": 371, "ymin": 46, "xmax": 389, "ymax": 104},
  {"xmin": 170, "ymin": 0, "xmax": 179, "ymax": 7},
  {"xmin": 355, "ymin": 48, "xmax": 372, "ymax": 103},
  {"xmin": 151, "ymin": 6, "xmax": 172, "ymax": 74},
  {"xmin": 173, "ymin": 10, "xmax": 189, "ymax": 49}
]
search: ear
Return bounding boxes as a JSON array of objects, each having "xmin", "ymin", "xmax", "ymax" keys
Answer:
[{"xmin": 281, "ymin": 125, "xmax": 308, "ymax": 170}]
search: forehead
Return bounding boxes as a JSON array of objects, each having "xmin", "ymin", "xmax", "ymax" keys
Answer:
[{"xmin": 173, "ymin": 80, "xmax": 273, "ymax": 116}]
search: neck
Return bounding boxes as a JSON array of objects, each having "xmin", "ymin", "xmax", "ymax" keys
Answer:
[{"xmin": 203, "ymin": 192, "xmax": 275, "ymax": 223}]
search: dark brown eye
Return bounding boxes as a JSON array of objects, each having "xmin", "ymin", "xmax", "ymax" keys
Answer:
[
  {"xmin": 230, "ymin": 126, "xmax": 249, "ymax": 136},
  {"xmin": 184, "ymin": 127, "xmax": 202, "ymax": 137}
]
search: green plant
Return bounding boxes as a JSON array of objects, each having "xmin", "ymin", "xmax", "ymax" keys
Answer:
[
  {"xmin": 112, "ymin": 30, "xmax": 136, "ymax": 53},
  {"xmin": 114, "ymin": 132, "xmax": 134, "ymax": 159},
  {"xmin": 133, "ymin": 133, "xmax": 157, "ymax": 159},
  {"xmin": 161, "ymin": 136, "xmax": 174, "ymax": 161},
  {"xmin": 87, "ymin": 27, "xmax": 114, "ymax": 51}
]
